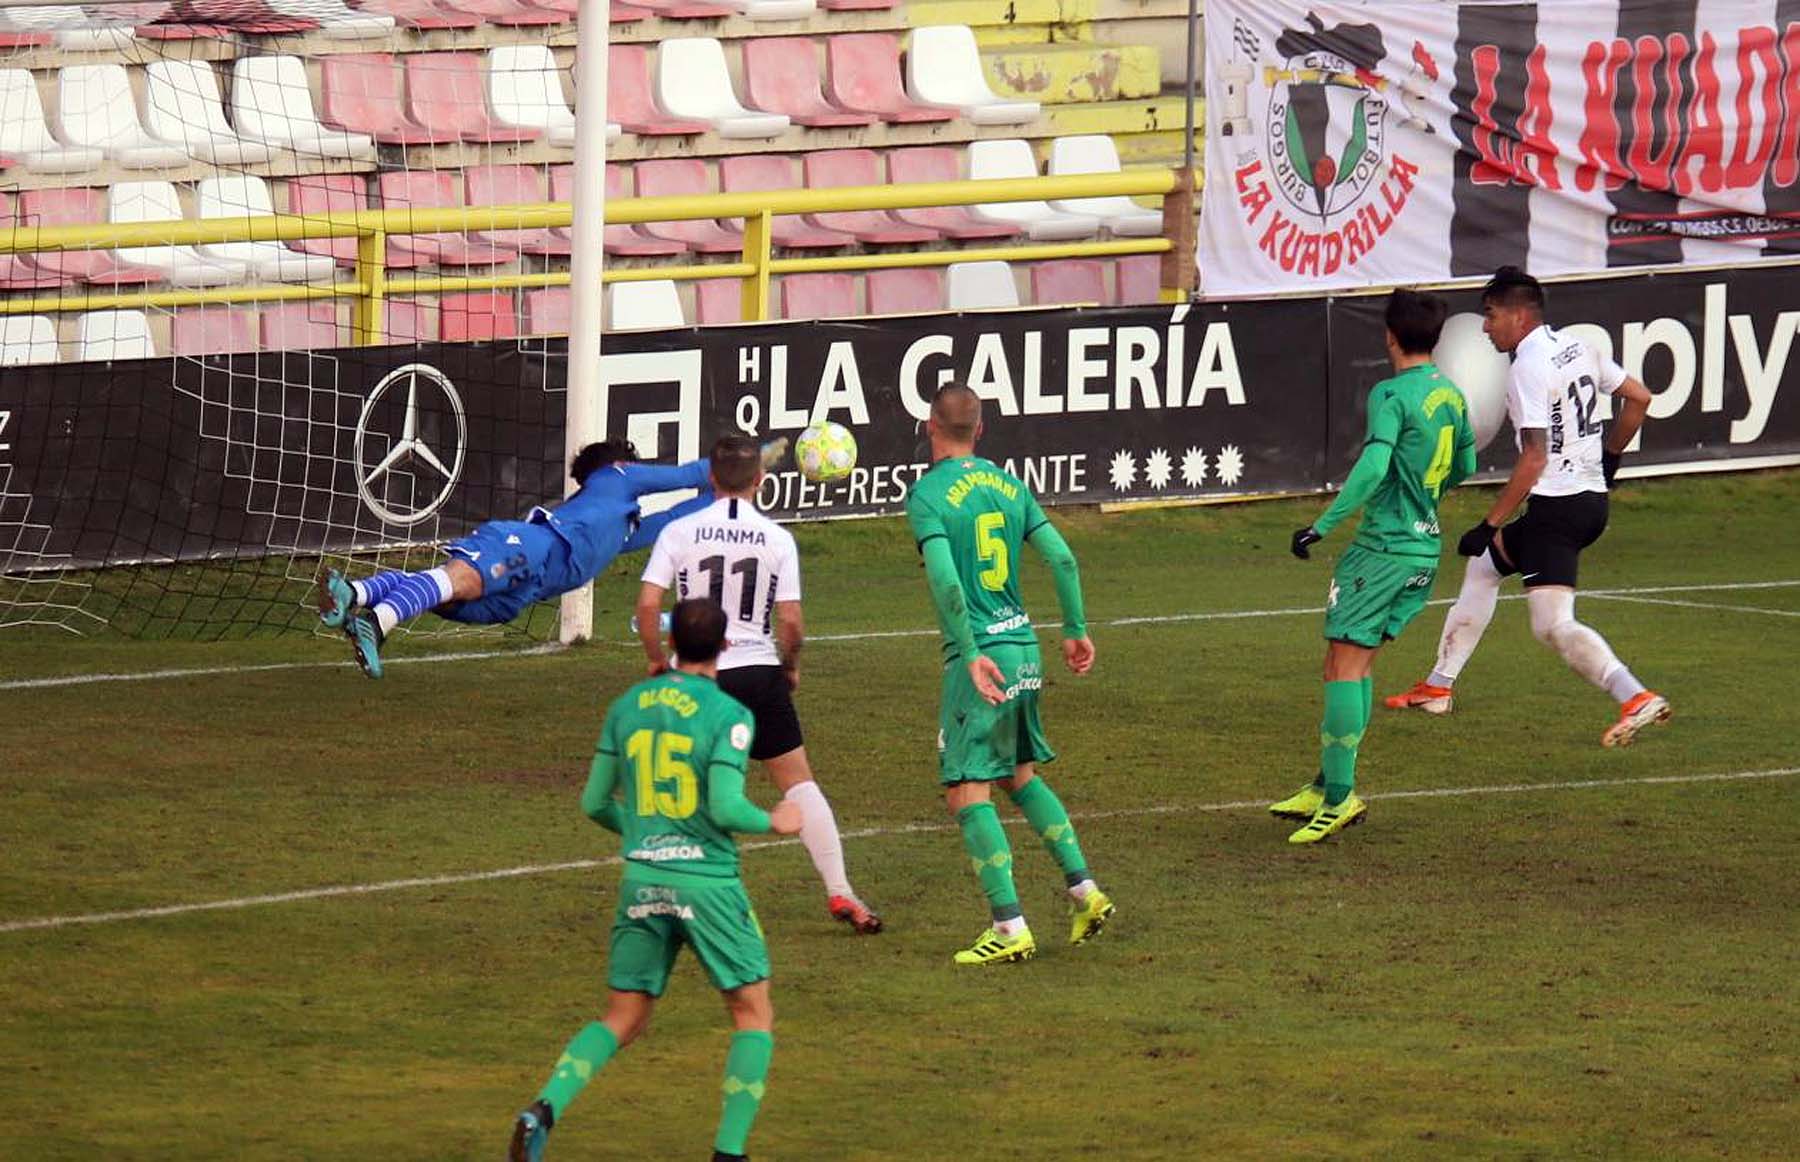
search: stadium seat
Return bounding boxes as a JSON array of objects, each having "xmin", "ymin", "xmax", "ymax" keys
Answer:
[
  {"xmin": 0, "ymin": 193, "xmax": 65, "ymax": 290},
  {"xmin": 467, "ymin": 164, "xmax": 566, "ymax": 256},
  {"xmin": 405, "ymin": 52, "xmax": 539, "ymax": 144},
  {"xmin": 629, "ymin": 0, "xmax": 733, "ymax": 18},
  {"xmin": 171, "ymin": 306, "xmax": 260, "ymax": 355},
  {"xmin": 0, "ymin": 69, "xmax": 103, "ymax": 173},
  {"xmin": 742, "ymin": 38, "xmax": 873, "ymax": 128},
  {"xmin": 1048, "ymin": 135, "xmax": 1164, "ymax": 236},
  {"xmin": 260, "ymin": 300, "xmax": 341, "ymax": 349},
  {"xmin": 231, "ymin": 57, "xmax": 376, "ymax": 159},
  {"xmin": 522, "ymin": 286, "xmax": 570, "ymax": 335},
  {"xmin": 968, "ymin": 139, "xmax": 1100, "ymax": 240},
  {"xmin": 611, "ymin": 280, "xmax": 686, "ymax": 330},
  {"xmin": 1116, "ymin": 254, "xmax": 1161, "ymax": 305},
  {"xmin": 487, "ymin": 44, "xmax": 576, "ymax": 147},
  {"xmin": 267, "ymin": 0, "xmax": 394, "ymax": 37},
  {"xmin": 825, "ymin": 34, "xmax": 952, "ymax": 124},
  {"xmin": 178, "ymin": 0, "xmax": 315, "ymax": 33},
  {"xmin": 76, "ymin": 310, "xmax": 156, "ymax": 361},
  {"xmin": 56, "ymin": 65, "xmax": 187, "ymax": 169},
  {"xmin": 655, "ymin": 39, "xmax": 790, "ymax": 139},
  {"xmin": 440, "ymin": 291, "xmax": 518, "ymax": 342},
  {"xmin": 0, "ymin": 315, "xmax": 58, "ymax": 366},
  {"xmin": 351, "ymin": 0, "xmax": 478, "ymax": 30},
  {"xmin": 436, "ymin": 0, "xmax": 564, "ymax": 26},
  {"xmin": 384, "ymin": 297, "xmax": 437, "ymax": 343},
  {"xmin": 694, "ymin": 278, "xmax": 742, "ymax": 325},
  {"xmin": 802, "ymin": 150, "xmax": 938, "ymax": 244},
  {"xmin": 283, "ymin": 173, "xmax": 366, "ymax": 266},
  {"xmin": 720, "ymin": 154, "xmax": 853, "ymax": 249},
  {"xmin": 609, "ymin": 45, "xmax": 707, "ymax": 136},
  {"xmin": 143, "ymin": 61, "xmax": 273, "ymax": 166},
  {"xmin": 946, "ymin": 260, "xmax": 1019, "ymax": 309},
  {"xmin": 720, "ymin": 0, "xmax": 815, "ymax": 20},
  {"xmin": 110, "ymin": 181, "xmax": 251, "ymax": 287},
  {"xmin": 0, "ymin": 5, "xmax": 134, "ymax": 50},
  {"xmin": 905, "ymin": 26, "xmax": 1040, "ymax": 125},
  {"xmin": 780, "ymin": 272, "xmax": 856, "ymax": 320},
  {"xmin": 196, "ymin": 176, "xmax": 339, "ymax": 283},
  {"xmin": 379, "ymin": 171, "xmax": 517, "ymax": 267},
  {"xmin": 15, "ymin": 187, "xmax": 159, "ymax": 284},
  {"xmin": 865, "ymin": 267, "xmax": 944, "ymax": 315},
  {"xmin": 320, "ymin": 54, "xmax": 456, "ymax": 145},
  {"xmin": 819, "ymin": 0, "xmax": 892, "ymax": 11},
  {"xmin": 633, "ymin": 159, "xmax": 744, "ymax": 254},
  {"xmin": 1029, "ymin": 259, "xmax": 1108, "ymax": 306},
  {"xmin": 561, "ymin": 164, "xmax": 686, "ymax": 257},
  {"xmin": 885, "ymin": 147, "xmax": 1020, "ymax": 240}
]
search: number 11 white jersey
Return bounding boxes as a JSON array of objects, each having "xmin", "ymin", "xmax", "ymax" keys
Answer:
[
  {"xmin": 1508, "ymin": 323, "xmax": 1628, "ymax": 498},
  {"xmin": 642, "ymin": 497, "xmax": 800, "ymax": 670}
]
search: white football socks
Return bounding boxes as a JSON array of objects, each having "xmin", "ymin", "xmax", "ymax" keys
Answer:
[
  {"xmin": 784, "ymin": 781, "xmax": 854, "ymax": 900},
  {"xmin": 995, "ymin": 917, "xmax": 1028, "ymax": 938},
  {"xmin": 1068, "ymin": 878, "xmax": 1096, "ymax": 903},
  {"xmin": 1527, "ymin": 588, "xmax": 1645, "ymax": 703},
  {"xmin": 1430, "ymin": 549, "xmax": 1504, "ymax": 687}
]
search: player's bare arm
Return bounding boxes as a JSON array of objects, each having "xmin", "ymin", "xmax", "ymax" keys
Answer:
[
  {"xmin": 1461, "ymin": 428, "xmax": 1546, "ymax": 556},
  {"xmin": 775, "ymin": 600, "xmax": 803, "ymax": 690},
  {"xmin": 634, "ymin": 581, "xmax": 670, "ymax": 674}
]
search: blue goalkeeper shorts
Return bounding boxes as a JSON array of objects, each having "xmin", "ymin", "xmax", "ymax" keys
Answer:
[{"xmin": 441, "ymin": 520, "xmax": 574, "ymax": 625}]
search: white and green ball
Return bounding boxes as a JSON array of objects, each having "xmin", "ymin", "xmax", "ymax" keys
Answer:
[{"xmin": 794, "ymin": 422, "xmax": 858, "ymax": 483}]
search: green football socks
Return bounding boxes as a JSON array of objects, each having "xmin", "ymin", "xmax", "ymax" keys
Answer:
[
  {"xmin": 1361, "ymin": 675, "xmax": 1373, "ymax": 723},
  {"xmin": 715, "ymin": 1030, "xmax": 774, "ymax": 1156},
  {"xmin": 1320, "ymin": 679, "xmax": 1367, "ymax": 807},
  {"xmin": 1009, "ymin": 778, "xmax": 1090, "ymax": 887},
  {"xmin": 537, "ymin": 1021, "xmax": 619, "ymax": 1120},
  {"xmin": 957, "ymin": 801, "xmax": 1022, "ymax": 922}
]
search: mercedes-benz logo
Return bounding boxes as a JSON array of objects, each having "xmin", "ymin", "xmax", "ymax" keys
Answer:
[{"xmin": 353, "ymin": 362, "xmax": 467, "ymax": 527}]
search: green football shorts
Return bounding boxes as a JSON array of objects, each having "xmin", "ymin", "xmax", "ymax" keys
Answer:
[
  {"xmin": 608, "ymin": 874, "xmax": 769, "ymax": 997},
  {"xmin": 938, "ymin": 640, "xmax": 1056, "ymax": 786},
  {"xmin": 1322, "ymin": 544, "xmax": 1438, "ymax": 648}
]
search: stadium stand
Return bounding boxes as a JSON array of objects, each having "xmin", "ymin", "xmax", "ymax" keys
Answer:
[{"xmin": 946, "ymin": 260, "xmax": 1019, "ymax": 309}]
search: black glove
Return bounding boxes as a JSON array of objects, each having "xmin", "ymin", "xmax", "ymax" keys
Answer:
[
  {"xmin": 1457, "ymin": 520, "xmax": 1498, "ymax": 558},
  {"xmin": 1602, "ymin": 449, "xmax": 1622, "ymax": 488},
  {"xmin": 1290, "ymin": 527, "xmax": 1323, "ymax": 560}
]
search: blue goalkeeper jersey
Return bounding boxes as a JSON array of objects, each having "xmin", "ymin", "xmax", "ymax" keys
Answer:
[{"xmin": 526, "ymin": 460, "xmax": 710, "ymax": 583}]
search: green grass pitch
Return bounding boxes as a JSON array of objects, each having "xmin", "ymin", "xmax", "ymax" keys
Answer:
[{"xmin": 2, "ymin": 470, "xmax": 1797, "ymax": 1160}]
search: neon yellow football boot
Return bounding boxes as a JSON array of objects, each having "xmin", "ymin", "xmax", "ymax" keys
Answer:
[
  {"xmin": 1069, "ymin": 888, "xmax": 1115, "ymax": 946},
  {"xmin": 1287, "ymin": 793, "xmax": 1368, "ymax": 845},
  {"xmin": 953, "ymin": 926, "xmax": 1036, "ymax": 966},
  {"xmin": 1268, "ymin": 782, "xmax": 1325, "ymax": 819}
]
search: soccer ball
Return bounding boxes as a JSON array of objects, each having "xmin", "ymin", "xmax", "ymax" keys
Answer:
[{"xmin": 794, "ymin": 422, "xmax": 858, "ymax": 483}]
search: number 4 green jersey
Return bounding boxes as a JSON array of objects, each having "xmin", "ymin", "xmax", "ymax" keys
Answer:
[
  {"xmin": 586, "ymin": 670, "xmax": 764, "ymax": 885},
  {"xmin": 1317, "ymin": 363, "xmax": 1476, "ymax": 560},
  {"xmin": 906, "ymin": 456, "xmax": 1049, "ymax": 652}
]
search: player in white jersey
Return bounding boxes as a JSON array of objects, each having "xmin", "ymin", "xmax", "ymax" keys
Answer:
[
  {"xmin": 637, "ymin": 435, "xmax": 881, "ymax": 934},
  {"xmin": 1387, "ymin": 266, "xmax": 1673, "ymax": 747}
]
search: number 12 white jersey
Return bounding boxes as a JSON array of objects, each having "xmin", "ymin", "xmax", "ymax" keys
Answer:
[
  {"xmin": 1508, "ymin": 323, "xmax": 1628, "ymax": 498},
  {"xmin": 642, "ymin": 497, "xmax": 800, "ymax": 670}
]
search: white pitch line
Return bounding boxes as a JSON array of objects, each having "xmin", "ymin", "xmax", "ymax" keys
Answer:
[
  {"xmin": 3, "ymin": 765, "xmax": 1794, "ymax": 936},
  {"xmin": 1582, "ymin": 594, "xmax": 1800, "ymax": 617},
  {"xmin": 5, "ymin": 579, "xmax": 1797, "ymax": 692}
]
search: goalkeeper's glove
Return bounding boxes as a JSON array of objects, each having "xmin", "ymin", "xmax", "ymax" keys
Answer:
[
  {"xmin": 1602, "ymin": 449, "xmax": 1622, "ymax": 489},
  {"xmin": 1290, "ymin": 526, "xmax": 1323, "ymax": 560},
  {"xmin": 1457, "ymin": 520, "xmax": 1498, "ymax": 558}
]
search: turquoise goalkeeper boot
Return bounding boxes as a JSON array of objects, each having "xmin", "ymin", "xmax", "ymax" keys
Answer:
[
  {"xmin": 508, "ymin": 1099, "xmax": 553, "ymax": 1162},
  {"xmin": 316, "ymin": 568, "xmax": 354, "ymax": 629},
  {"xmin": 345, "ymin": 609, "xmax": 385, "ymax": 679}
]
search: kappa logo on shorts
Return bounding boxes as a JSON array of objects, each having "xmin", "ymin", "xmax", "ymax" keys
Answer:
[
  {"xmin": 936, "ymin": 729, "xmax": 946, "ymax": 753},
  {"xmin": 730, "ymin": 722, "xmax": 751, "ymax": 751},
  {"xmin": 1327, "ymin": 580, "xmax": 1341, "ymax": 608}
]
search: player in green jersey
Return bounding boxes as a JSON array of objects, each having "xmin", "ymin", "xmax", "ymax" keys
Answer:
[
  {"xmin": 1279, "ymin": 289, "xmax": 1477, "ymax": 844},
  {"xmin": 508, "ymin": 599, "xmax": 802, "ymax": 1162},
  {"xmin": 905, "ymin": 384, "xmax": 1114, "ymax": 967}
]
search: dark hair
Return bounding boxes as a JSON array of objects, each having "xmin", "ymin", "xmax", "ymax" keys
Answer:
[
  {"xmin": 930, "ymin": 384, "xmax": 982, "ymax": 442},
  {"xmin": 709, "ymin": 435, "xmax": 761, "ymax": 494},
  {"xmin": 569, "ymin": 438, "xmax": 639, "ymax": 485},
  {"xmin": 1385, "ymin": 287, "xmax": 1449, "ymax": 355},
  {"xmin": 671, "ymin": 598, "xmax": 728, "ymax": 663},
  {"xmin": 1481, "ymin": 265, "xmax": 1546, "ymax": 312}
]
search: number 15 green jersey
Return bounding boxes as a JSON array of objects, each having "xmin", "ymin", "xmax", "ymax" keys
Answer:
[{"xmin": 905, "ymin": 456, "xmax": 1048, "ymax": 653}]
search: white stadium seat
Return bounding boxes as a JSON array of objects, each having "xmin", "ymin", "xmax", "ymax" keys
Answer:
[
  {"xmin": 967, "ymin": 139, "xmax": 1100, "ymax": 240},
  {"xmin": 0, "ymin": 315, "xmax": 59, "ymax": 367},
  {"xmin": 230, "ymin": 55, "xmax": 376, "ymax": 159},
  {"xmin": 77, "ymin": 310, "xmax": 156, "ymax": 361},
  {"xmin": 905, "ymin": 26, "xmax": 1040, "ymax": 126},
  {"xmin": 56, "ymin": 64, "xmax": 187, "ymax": 169},
  {"xmin": 196, "ymin": 176, "xmax": 339, "ymax": 283},
  {"xmin": 487, "ymin": 44, "xmax": 576, "ymax": 147},
  {"xmin": 1048, "ymin": 135, "xmax": 1165, "ymax": 237},
  {"xmin": 144, "ymin": 60, "xmax": 273, "ymax": 166},
  {"xmin": 0, "ymin": 69, "xmax": 103, "ymax": 172},
  {"xmin": 109, "ymin": 181, "xmax": 250, "ymax": 287},
  {"xmin": 655, "ymin": 39, "xmax": 790, "ymax": 140},
  {"xmin": 946, "ymin": 260, "xmax": 1020, "ymax": 310},
  {"xmin": 610, "ymin": 280, "xmax": 686, "ymax": 330}
]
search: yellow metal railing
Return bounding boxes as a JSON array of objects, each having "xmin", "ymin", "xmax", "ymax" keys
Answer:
[{"xmin": 0, "ymin": 170, "xmax": 1183, "ymax": 341}]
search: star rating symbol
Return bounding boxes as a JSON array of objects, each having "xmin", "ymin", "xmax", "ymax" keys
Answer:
[
  {"xmin": 1180, "ymin": 446, "xmax": 1207, "ymax": 486},
  {"xmin": 1107, "ymin": 449, "xmax": 1137, "ymax": 491},
  {"xmin": 1216, "ymin": 444, "xmax": 1246, "ymax": 487},
  {"xmin": 1143, "ymin": 448, "xmax": 1172, "ymax": 490}
]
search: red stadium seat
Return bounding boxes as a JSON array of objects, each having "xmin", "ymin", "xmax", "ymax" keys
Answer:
[
  {"xmin": 634, "ymin": 159, "xmax": 743, "ymax": 254},
  {"xmin": 350, "ymin": 0, "xmax": 479, "ymax": 29},
  {"xmin": 719, "ymin": 154, "xmax": 854, "ymax": 249},
  {"xmin": 171, "ymin": 307, "xmax": 260, "ymax": 355},
  {"xmin": 1116, "ymin": 254, "xmax": 1161, "ymax": 305},
  {"xmin": 608, "ymin": 45, "xmax": 708, "ymax": 136},
  {"xmin": 378, "ymin": 171, "xmax": 518, "ymax": 267},
  {"xmin": 440, "ymin": 291, "xmax": 518, "ymax": 341},
  {"xmin": 465, "ymin": 165, "xmax": 566, "ymax": 256},
  {"xmin": 404, "ymin": 52, "xmax": 540, "ymax": 144},
  {"xmin": 865, "ymin": 267, "xmax": 944, "ymax": 315},
  {"xmin": 322, "ymin": 54, "xmax": 457, "ymax": 145},
  {"xmin": 695, "ymin": 278, "xmax": 742, "ymax": 325},
  {"xmin": 1029, "ymin": 259, "xmax": 1109, "ymax": 306},
  {"xmin": 0, "ymin": 193, "xmax": 66, "ymax": 289},
  {"xmin": 562, "ymin": 164, "xmax": 687, "ymax": 257},
  {"xmin": 742, "ymin": 38, "xmax": 874, "ymax": 128},
  {"xmin": 15, "ymin": 187, "xmax": 160, "ymax": 284},
  {"xmin": 628, "ymin": 0, "xmax": 733, "ymax": 18},
  {"xmin": 260, "ymin": 301, "xmax": 342, "ymax": 350},
  {"xmin": 885, "ymin": 147, "xmax": 1021, "ymax": 240},
  {"xmin": 825, "ymin": 34, "xmax": 953, "ymax": 124},
  {"xmin": 283, "ymin": 173, "xmax": 366, "ymax": 267},
  {"xmin": 385, "ymin": 297, "xmax": 438, "ymax": 343},
  {"xmin": 523, "ymin": 287, "xmax": 570, "ymax": 335},
  {"xmin": 802, "ymin": 150, "xmax": 938, "ymax": 244},
  {"xmin": 173, "ymin": 0, "xmax": 316, "ymax": 34},
  {"xmin": 435, "ymin": 0, "xmax": 563, "ymax": 25},
  {"xmin": 780, "ymin": 273, "xmax": 856, "ymax": 320}
]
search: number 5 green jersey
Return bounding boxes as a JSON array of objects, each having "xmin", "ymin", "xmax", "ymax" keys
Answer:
[
  {"xmin": 905, "ymin": 456, "xmax": 1050, "ymax": 653},
  {"xmin": 582, "ymin": 670, "xmax": 768, "ymax": 885}
]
